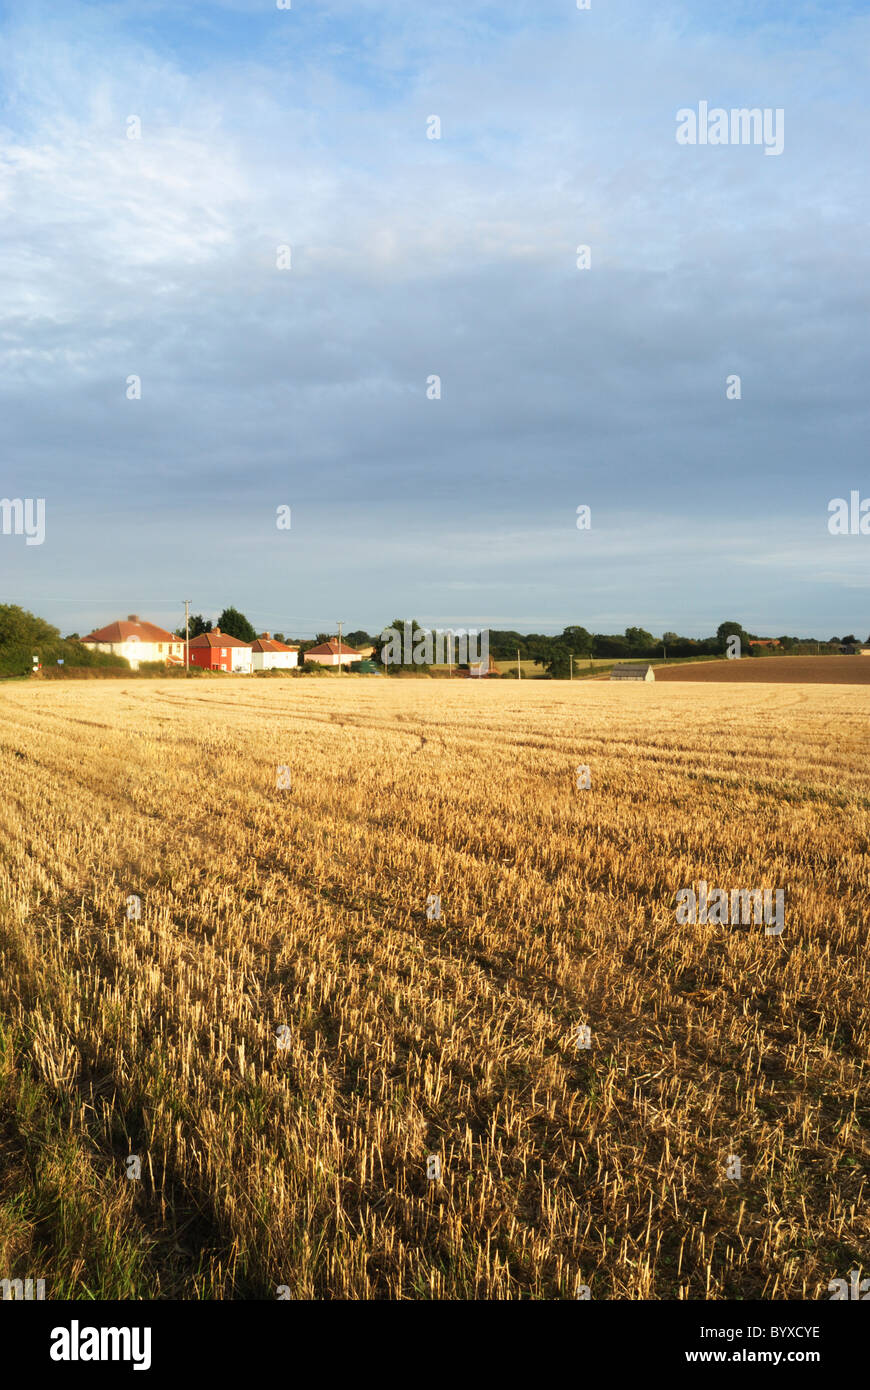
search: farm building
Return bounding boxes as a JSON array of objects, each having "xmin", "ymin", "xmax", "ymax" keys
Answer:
[
  {"xmin": 81, "ymin": 615, "xmax": 184, "ymax": 671},
  {"xmin": 458, "ymin": 654, "xmax": 501, "ymax": 678},
  {"xmin": 249, "ymin": 633, "xmax": 299, "ymax": 671},
  {"xmin": 186, "ymin": 628, "xmax": 253, "ymax": 673},
  {"xmin": 610, "ymin": 662, "xmax": 655, "ymax": 682},
  {"xmin": 304, "ymin": 639, "xmax": 362, "ymax": 668}
]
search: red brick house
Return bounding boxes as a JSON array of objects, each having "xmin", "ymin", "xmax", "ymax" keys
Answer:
[{"xmin": 185, "ymin": 628, "xmax": 253, "ymax": 673}]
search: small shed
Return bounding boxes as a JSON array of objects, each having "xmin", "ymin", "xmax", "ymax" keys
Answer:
[{"xmin": 610, "ymin": 662, "xmax": 655, "ymax": 682}]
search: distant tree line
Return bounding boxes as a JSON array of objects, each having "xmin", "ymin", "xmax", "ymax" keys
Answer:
[{"xmin": 485, "ymin": 621, "xmax": 865, "ymax": 677}]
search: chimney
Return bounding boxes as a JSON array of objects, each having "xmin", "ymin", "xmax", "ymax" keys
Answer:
[
  {"xmin": 127, "ymin": 614, "xmax": 139, "ymax": 622},
  {"xmin": 264, "ymin": 632, "xmax": 271, "ymax": 640}
]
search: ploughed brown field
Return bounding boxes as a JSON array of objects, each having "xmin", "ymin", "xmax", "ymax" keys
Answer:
[
  {"xmin": 655, "ymin": 655, "xmax": 870, "ymax": 683},
  {"xmin": 0, "ymin": 678, "xmax": 867, "ymax": 1300}
]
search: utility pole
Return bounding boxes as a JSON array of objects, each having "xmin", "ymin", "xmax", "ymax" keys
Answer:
[
  {"xmin": 517, "ymin": 648, "xmax": 521, "ymax": 680},
  {"xmin": 184, "ymin": 599, "xmax": 191, "ymax": 673},
  {"xmin": 337, "ymin": 620, "xmax": 342, "ymax": 675},
  {"xmin": 570, "ymin": 654, "xmax": 574, "ymax": 681}
]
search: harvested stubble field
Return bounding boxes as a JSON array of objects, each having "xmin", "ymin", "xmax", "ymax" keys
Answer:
[{"xmin": 0, "ymin": 678, "xmax": 867, "ymax": 1301}]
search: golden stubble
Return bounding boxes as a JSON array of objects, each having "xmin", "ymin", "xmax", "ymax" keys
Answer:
[{"xmin": 0, "ymin": 677, "xmax": 866, "ymax": 1299}]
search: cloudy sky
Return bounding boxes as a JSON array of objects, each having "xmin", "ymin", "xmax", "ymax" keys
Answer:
[{"xmin": 0, "ymin": 0, "xmax": 868, "ymax": 640}]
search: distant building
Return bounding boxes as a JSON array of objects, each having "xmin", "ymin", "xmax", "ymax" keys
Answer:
[
  {"xmin": 303, "ymin": 639, "xmax": 362, "ymax": 667},
  {"xmin": 458, "ymin": 654, "xmax": 501, "ymax": 678},
  {"xmin": 610, "ymin": 662, "xmax": 655, "ymax": 682},
  {"xmin": 81, "ymin": 615, "xmax": 184, "ymax": 671},
  {"xmin": 249, "ymin": 633, "xmax": 299, "ymax": 671},
  {"xmin": 186, "ymin": 627, "xmax": 253, "ymax": 673},
  {"xmin": 748, "ymin": 639, "xmax": 781, "ymax": 648}
]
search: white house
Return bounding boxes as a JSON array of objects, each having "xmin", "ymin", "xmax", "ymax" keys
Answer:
[
  {"xmin": 81, "ymin": 616, "xmax": 185, "ymax": 671},
  {"xmin": 249, "ymin": 633, "xmax": 299, "ymax": 670}
]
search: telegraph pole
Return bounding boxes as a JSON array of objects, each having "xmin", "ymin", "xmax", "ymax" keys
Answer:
[
  {"xmin": 570, "ymin": 654, "xmax": 574, "ymax": 681},
  {"xmin": 184, "ymin": 599, "xmax": 191, "ymax": 673},
  {"xmin": 517, "ymin": 648, "xmax": 521, "ymax": 680},
  {"xmin": 337, "ymin": 620, "xmax": 343, "ymax": 675}
]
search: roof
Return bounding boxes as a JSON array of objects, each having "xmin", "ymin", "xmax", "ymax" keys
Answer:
[
  {"xmin": 186, "ymin": 627, "xmax": 251, "ymax": 649},
  {"xmin": 82, "ymin": 618, "xmax": 180, "ymax": 644},
  {"xmin": 249, "ymin": 633, "xmax": 299, "ymax": 653},
  {"xmin": 610, "ymin": 662, "xmax": 655, "ymax": 680},
  {"xmin": 304, "ymin": 639, "xmax": 361, "ymax": 657}
]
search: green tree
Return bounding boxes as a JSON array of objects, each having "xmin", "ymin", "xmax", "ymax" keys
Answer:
[
  {"xmin": 716, "ymin": 620, "xmax": 751, "ymax": 654},
  {"xmin": 0, "ymin": 605, "xmax": 60, "ymax": 646},
  {"xmin": 545, "ymin": 644, "xmax": 572, "ymax": 678},
  {"xmin": 594, "ymin": 633, "xmax": 630, "ymax": 658},
  {"xmin": 174, "ymin": 615, "xmax": 212, "ymax": 638},
  {"xmin": 625, "ymin": 627, "xmax": 654, "ymax": 652},
  {"xmin": 560, "ymin": 625, "xmax": 593, "ymax": 658},
  {"xmin": 217, "ymin": 607, "xmax": 257, "ymax": 643}
]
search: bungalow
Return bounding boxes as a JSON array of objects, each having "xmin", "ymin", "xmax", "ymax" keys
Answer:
[
  {"xmin": 303, "ymin": 639, "xmax": 362, "ymax": 668},
  {"xmin": 81, "ymin": 616, "xmax": 185, "ymax": 672},
  {"xmin": 186, "ymin": 627, "xmax": 253, "ymax": 673},
  {"xmin": 249, "ymin": 633, "xmax": 299, "ymax": 671}
]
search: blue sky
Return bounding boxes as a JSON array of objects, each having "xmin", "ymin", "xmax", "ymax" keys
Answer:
[{"xmin": 0, "ymin": 0, "xmax": 868, "ymax": 639}]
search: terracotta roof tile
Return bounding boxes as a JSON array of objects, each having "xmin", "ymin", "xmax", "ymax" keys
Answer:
[{"xmin": 82, "ymin": 618, "xmax": 181, "ymax": 644}]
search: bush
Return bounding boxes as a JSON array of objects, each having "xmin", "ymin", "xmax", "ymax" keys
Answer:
[{"xmin": 0, "ymin": 640, "xmax": 128, "ymax": 679}]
